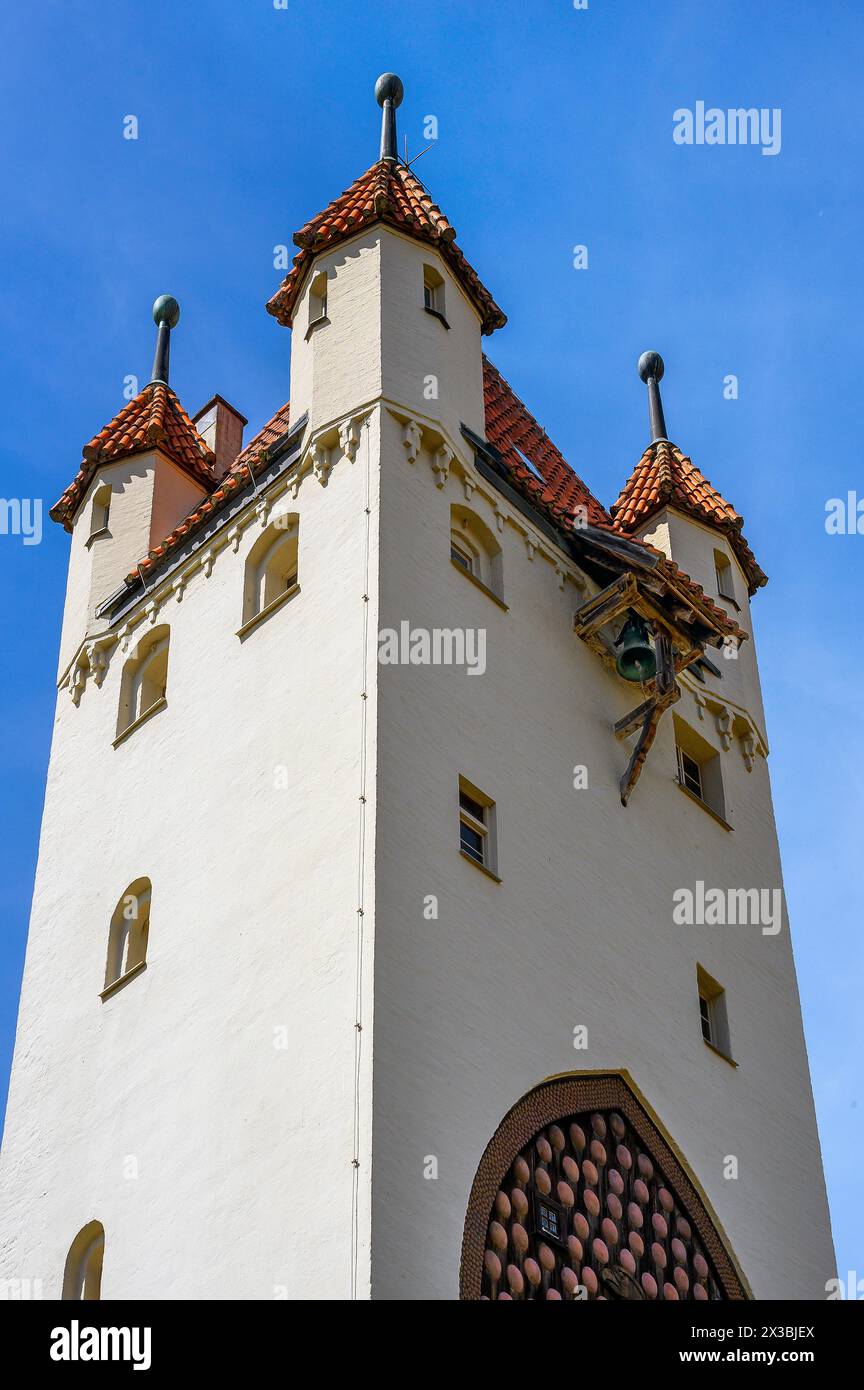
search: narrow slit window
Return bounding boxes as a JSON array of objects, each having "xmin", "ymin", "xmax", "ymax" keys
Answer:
[
  {"xmin": 460, "ymin": 796, "xmax": 486, "ymax": 865},
  {"xmin": 714, "ymin": 551, "xmax": 735, "ymax": 603},
  {"xmin": 423, "ymin": 264, "xmax": 446, "ymax": 318},
  {"xmin": 699, "ymin": 993, "xmax": 712, "ymax": 1043},
  {"xmin": 89, "ymin": 483, "xmax": 112, "ymax": 540},
  {"xmin": 309, "ymin": 271, "xmax": 328, "ymax": 327},
  {"xmin": 697, "ymin": 965, "xmax": 733, "ymax": 1060}
]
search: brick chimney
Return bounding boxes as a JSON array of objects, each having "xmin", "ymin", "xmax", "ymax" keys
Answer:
[{"xmin": 193, "ymin": 396, "xmax": 247, "ymax": 479}]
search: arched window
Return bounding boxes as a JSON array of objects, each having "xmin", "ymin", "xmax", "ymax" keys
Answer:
[
  {"xmin": 88, "ymin": 482, "xmax": 112, "ymax": 542},
  {"xmin": 62, "ymin": 1221, "xmax": 104, "ymax": 1300},
  {"xmin": 103, "ymin": 877, "xmax": 151, "ymax": 996},
  {"xmin": 116, "ymin": 626, "xmax": 169, "ymax": 740},
  {"xmin": 241, "ymin": 517, "xmax": 300, "ymax": 631},
  {"xmin": 308, "ymin": 271, "xmax": 329, "ymax": 331},
  {"xmin": 450, "ymin": 504, "xmax": 503, "ymax": 602},
  {"xmin": 423, "ymin": 263, "xmax": 447, "ymax": 322}
]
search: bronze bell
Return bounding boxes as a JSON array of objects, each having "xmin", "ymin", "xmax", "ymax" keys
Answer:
[{"xmin": 614, "ymin": 612, "xmax": 657, "ymax": 683}]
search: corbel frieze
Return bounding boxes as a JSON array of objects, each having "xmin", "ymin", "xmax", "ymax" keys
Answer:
[{"xmin": 679, "ymin": 678, "xmax": 768, "ymax": 771}]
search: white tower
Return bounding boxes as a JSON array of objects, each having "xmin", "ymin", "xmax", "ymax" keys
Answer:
[{"xmin": 0, "ymin": 77, "xmax": 833, "ymax": 1302}]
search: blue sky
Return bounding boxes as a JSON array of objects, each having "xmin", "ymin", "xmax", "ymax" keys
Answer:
[{"xmin": 1, "ymin": 0, "xmax": 861, "ymax": 1282}]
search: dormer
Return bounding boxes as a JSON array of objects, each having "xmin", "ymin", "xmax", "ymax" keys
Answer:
[
  {"xmin": 50, "ymin": 297, "xmax": 216, "ymax": 678},
  {"xmin": 265, "ymin": 74, "xmax": 505, "ymax": 452}
]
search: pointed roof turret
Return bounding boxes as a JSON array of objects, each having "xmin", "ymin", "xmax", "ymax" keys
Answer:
[
  {"xmin": 50, "ymin": 297, "xmax": 216, "ymax": 532},
  {"xmin": 265, "ymin": 75, "xmax": 506, "ymax": 335},
  {"xmin": 610, "ymin": 352, "xmax": 767, "ymax": 594}
]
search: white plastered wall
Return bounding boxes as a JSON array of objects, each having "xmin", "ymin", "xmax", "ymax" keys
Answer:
[
  {"xmin": 288, "ymin": 224, "xmax": 487, "ymax": 453},
  {"xmin": 0, "ymin": 419, "xmax": 381, "ymax": 1300},
  {"xmin": 1, "ymin": 204, "xmax": 833, "ymax": 1302},
  {"xmin": 57, "ymin": 452, "xmax": 206, "ymax": 682},
  {"xmin": 369, "ymin": 407, "xmax": 834, "ymax": 1300}
]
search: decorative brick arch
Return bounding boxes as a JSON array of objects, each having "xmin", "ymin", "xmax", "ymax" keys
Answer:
[{"xmin": 460, "ymin": 1073, "xmax": 749, "ymax": 1300}]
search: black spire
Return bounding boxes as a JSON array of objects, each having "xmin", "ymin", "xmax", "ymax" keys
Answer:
[
  {"xmin": 149, "ymin": 295, "xmax": 181, "ymax": 387},
  {"xmin": 375, "ymin": 72, "xmax": 404, "ymax": 162},
  {"xmin": 637, "ymin": 350, "xmax": 668, "ymax": 444}
]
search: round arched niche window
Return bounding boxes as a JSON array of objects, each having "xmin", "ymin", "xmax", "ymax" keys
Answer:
[{"xmin": 460, "ymin": 1074, "xmax": 749, "ymax": 1301}]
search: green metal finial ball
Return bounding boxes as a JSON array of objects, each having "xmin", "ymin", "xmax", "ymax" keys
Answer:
[
  {"xmin": 638, "ymin": 350, "xmax": 664, "ymax": 384},
  {"xmin": 375, "ymin": 73, "xmax": 404, "ymax": 108},
  {"xmin": 152, "ymin": 295, "xmax": 180, "ymax": 329}
]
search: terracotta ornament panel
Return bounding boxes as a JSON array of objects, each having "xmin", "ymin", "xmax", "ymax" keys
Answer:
[{"xmin": 460, "ymin": 1074, "xmax": 748, "ymax": 1301}]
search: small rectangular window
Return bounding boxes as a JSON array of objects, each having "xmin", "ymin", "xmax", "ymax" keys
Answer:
[
  {"xmin": 451, "ymin": 541, "xmax": 474, "ymax": 573},
  {"xmin": 459, "ymin": 790, "xmax": 486, "ymax": 864},
  {"xmin": 674, "ymin": 717, "xmax": 727, "ymax": 822},
  {"xmin": 697, "ymin": 965, "xmax": 733, "ymax": 1060},
  {"xmin": 423, "ymin": 264, "xmax": 446, "ymax": 319},
  {"xmin": 460, "ymin": 819, "xmax": 485, "ymax": 864},
  {"xmin": 459, "ymin": 778, "xmax": 498, "ymax": 877},
  {"xmin": 677, "ymin": 747, "xmax": 703, "ymax": 800},
  {"xmin": 699, "ymin": 993, "xmax": 712, "ymax": 1043},
  {"xmin": 536, "ymin": 1198, "xmax": 564, "ymax": 1243}
]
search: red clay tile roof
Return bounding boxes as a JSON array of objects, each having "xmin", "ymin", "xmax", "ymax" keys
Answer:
[
  {"xmin": 51, "ymin": 384, "xmax": 216, "ymax": 532},
  {"xmin": 233, "ymin": 401, "xmax": 292, "ymax": 472},
  {"xmin": 124, "ymin": 400, "xmax": 293, "ymax": 583},
  {"xmin": 610, "ymin": 439, "xmax": 767, "ymax": 594},
  {"xmin": 483, "ymin": 357, "xmax": 611, "ymax": 529},
  {"xmin": 482, "ymin": 361, "xmax": 745, "ymax": 640},
  {"xmin": 266, "ymin": 159, "xmax": 506, "ymax": 336},
  {"xmin": 116, "ymin": 366, "xmax": 744, "ymax": 643}
]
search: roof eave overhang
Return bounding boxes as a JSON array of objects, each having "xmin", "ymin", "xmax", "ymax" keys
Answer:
[
  {"xmin": 463, "ymin": 424, "xmax": 744, "ymax": 649},
  {"xmin": 266, "ymin": 214, "xmax": 506, "ymax": 335},
  {"xmin": 613, "ymin": 499, "xmax": 767, "ymax": 597},
  {"xmin": 50, "ymin": 442, "xmax": 215, "ymax": 535}
]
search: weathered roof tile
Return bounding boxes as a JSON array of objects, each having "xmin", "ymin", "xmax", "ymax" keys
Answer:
[
  {"xmin": 610, "ymin": 439, "xmax": 766, "ymax": 594},
  {"xmin": 51, "ymin": 384, "xmax": 216, "ymax": 532},
  {"xmin": 266, "ymin": 160, "xmax": 506, "ymax": 335}
]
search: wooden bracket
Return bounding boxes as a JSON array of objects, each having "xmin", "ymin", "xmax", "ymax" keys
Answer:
[
  {"xmin": 574, "ymin": 576, "xmax": 708, "ymax": 806},
  {"xmin": 575, "ymin": 574, "xmax": 700, "ymax": 672},
  {"xmin": 573, "ymin": 574, "xmax": 637, "ymax": 638},
  {"xmin": 573, "ymin": 574, "xmax": 638, "ymax": 666},
  {"xmin": 618, "ymin": 629, "xmax": 680, "ymax": 806}
]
